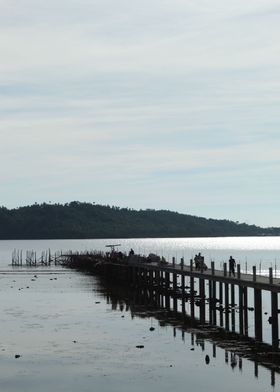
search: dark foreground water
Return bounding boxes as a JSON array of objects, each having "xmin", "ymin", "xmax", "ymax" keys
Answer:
[{"xmin": 0, "ymin": 238, "xmax": 279, "ymax": 391}]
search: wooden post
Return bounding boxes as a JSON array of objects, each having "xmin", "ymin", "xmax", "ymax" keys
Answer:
[
  {"xmin": 149, "ymin": 269, "xmax": 154, "ymax": 288},
  {"xmin": 254, "ymin": 289, "xmax": 263, "ymax": 341},
  {"xmin": 269, "ymin": 267, "xmax": 273, "ymax": 284},
  {"xmin": 271, "ymin": 292, "xmax": 279, "ymax": 350},
  {"xmin": 199, "ymin": 278, "xmax": 205, "ymax": 324},
  {"xmin": 190, "ymin": 276, "xmax": 195, "ymax": 319},
  {"xmin": 212, "ymin": 280, "xmax": 217, "ymax": 325},
  {"xmin": 209, "ymin": 280, "xmax": 213, "ymax": 324},
  {"xmin": 181, "ymin": 274, "xmax": 186, "ymax": 316},
  {"xmin": 225, "ymin": 283, "xmax": 229, "ymax": 331},
  {"xmin": 253, "ymin": 266, "xmax": 256, "ymax": 282},
  {"xmin": 223, "ymin": 263, "xmax": 227, "ymax": 277},
  {"xmin": 231, "ymin": 284, "xmax": 235, "ymax": 332},
  {"xmin": 165, "ymin": 272, "xmax": 170, "ymax": 310},
  {"xmin": 239, "ymin": 285, "xmax": 244, "ymax": 335},
  {"xmin": 190, "ymin": 259, "xmax": 193, "ymax": 272},
  {"xmin": 173, "ymin": 271, "xmax": 178, "ymax": 312},
  {"xmin": 237, "ymin": 264, "xmax": 241, "ymax": 280},
  {"xmin": 180, "ymin": 257, "xmax": 184, "ymax": 270},
  {"xmin": 211, "ymin": 261, "xmax": 215, "ymax": 275},
  {"xmin": 219, "ymin": 281, "xmax": 223, "ymax": 327},
  {"xmin": 156, "ymin": 269, "xmax": 160, "ymax": 306},
  {"xmin": 244, "ymin": 286, "xmax": 248, "ymax": 336}
]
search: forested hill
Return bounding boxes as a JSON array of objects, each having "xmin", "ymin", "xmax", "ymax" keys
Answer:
[{"xmin": 0, "ymin": 202, "xmax": 279, "ymax": 239}]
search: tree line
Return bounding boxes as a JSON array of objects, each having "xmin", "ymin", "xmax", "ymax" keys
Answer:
[{"xmin": 0, "ymin": 201, "xmax": 279, "ymax": 239}]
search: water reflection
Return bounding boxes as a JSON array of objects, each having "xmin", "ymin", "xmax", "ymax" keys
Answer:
[{"xmin": 94, "ymin": 276, "xmax": 280, "ymax": 387}]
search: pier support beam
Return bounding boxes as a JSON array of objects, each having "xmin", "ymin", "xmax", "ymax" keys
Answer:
[
  {"xmin": 225, "ymin": 283, "xmax": 229, "ymax": 331},
  {"xmin": 254, "ymin": 289, "xmax": 263, "ymax": 342},
  {"xmin": 165, "ymin": 272, "xmax": 170, "ymax": 310},
  {"xmin": 181, "ymin": 274, "xmax": 186, "ymax": 316},
  {"xmin": 239, "ymin": 286, "xmax": 244, "ymax": 335},
  {"xmin": 219, "ymin": 282, "xmax": 223, "ymax": 327},
  {"xmin": 271, "ymin": 292, "xmax": 279, "ymax": 350},
  {"xmin": 212, "ymin": 281, "xmax": 217, "ymax": 325},
  {"xmin": 173, "ymin": 272, "xmax": 178, "ymax": 312},
  {"xmin": 231, "ymin": 284, "xmax": 235, "ymax": 332},
  {"xmin": 199, "ymin": 278, "xmax": 206, "ymax": 324},
  {"xmin": 190, "ymin": 276, "xmax": 195, "ymax": 319},
  {"xmin": 209, "ymin": 280, "xmax": 213, "ymax": 324},
  {"xmin": 244, "ymin": 287, "xmax": 248, "ymax": 336}
]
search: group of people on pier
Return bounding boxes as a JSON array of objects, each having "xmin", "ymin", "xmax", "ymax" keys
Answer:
[
  {"xmin": 194, "ymin": 253, "xmax": 208, "ymax": 271},
  {"xmin": 194, "ymin": 253, "xmax": 236, "ymax": 276}
]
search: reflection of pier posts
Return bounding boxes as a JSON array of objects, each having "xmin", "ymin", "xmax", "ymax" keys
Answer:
[
  {"xmin": 254, "ymin": 288, "xmax": 263, "ymax": 342},
  {"xmin": 199, "ymin": 278, "xmax": 205, "ymax": 324},
  {"xmin": 212, "ymin": 343, "xmax": 216, "ymax": 358},
  {"xmin": 254, "ymin": 361, "xmax": 258, "ymax": 378},
  {"xmin": 191, "ymin": 332, "xmax": 194, "ymax": 346},
  {"xmin": 271, "ymin": 370, "xmax": 275, "ymax": 386}
]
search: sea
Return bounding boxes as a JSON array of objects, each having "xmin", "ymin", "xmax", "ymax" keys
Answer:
[{"xmin": 0, "ymin": 237, "xmax": 279, "ymax": 392}]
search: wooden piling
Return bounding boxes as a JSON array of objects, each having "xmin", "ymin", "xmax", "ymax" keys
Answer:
[
  {"xmin": 239, "ymin": 286, "xmax": 244, "ymax": 335},
  {"xmin": 254, "ymin": 288, "xmax": 263, "ymax": 341},
  {"xmin": 231, "ymin": 284, "xmax": 235, "ymax": 332},
  {"xmin": 219, "ymin": 281, "xmax": 223, "ymax": 327},
  {"xmin": 271, "ymin": 292, "xmax": 279, "ymax": 350},
  {"xmin": 190, "ymin": 276, "xmax": 195, "ymax": 319},
  {"xmin": 199, "ymin": 278, "xmax": 205, "ymax": 324},
  {"xmin": 225, "ymin": 283, "xmax": 229, "ymax": 331},
  {"xmin": 181, "ymin": 274, "xmax": 186, "ymax": 316}
]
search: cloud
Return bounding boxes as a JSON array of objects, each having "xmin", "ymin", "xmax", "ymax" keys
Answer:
[{"xmin": 1, "ymin": 0, "xmax": 280, "ymax": 226}]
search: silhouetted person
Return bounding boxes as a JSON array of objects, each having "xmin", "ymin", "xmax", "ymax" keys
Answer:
[
  {"xmin": 229, "ymin": 256, "xmax": 236, "ymax": 277},
  {"xmin": 129, "ymin": 248, "xmax": 135, "ymax": 256},
  {"xmin": 194, "ymin": 254, "xmax": 200, "ymax": 270},
  {"xmin": 196, "ymin": 252, "xmax": 207, "ymax": 271}
]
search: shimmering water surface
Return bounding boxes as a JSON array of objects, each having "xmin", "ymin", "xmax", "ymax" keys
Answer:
[{"xmin": 0, "ymin": 237, "xmax": 279, "ymax": 391}]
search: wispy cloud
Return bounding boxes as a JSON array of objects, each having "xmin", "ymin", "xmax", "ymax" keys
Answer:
[{"xmin": 1, "ymin": 0, "xmax": 280, "ymax": 226}]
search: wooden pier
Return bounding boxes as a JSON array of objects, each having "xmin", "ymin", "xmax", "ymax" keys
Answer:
[{"xmin": 63, "ymin": 253, "xmax": 280, "ymax": 351}]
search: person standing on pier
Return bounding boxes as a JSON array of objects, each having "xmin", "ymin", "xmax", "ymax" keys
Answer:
[{"xmin": 229, "ymin": 256, "xmax": 236, "ymax": 277}]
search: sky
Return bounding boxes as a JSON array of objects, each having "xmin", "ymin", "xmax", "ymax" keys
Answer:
[{"xmin": 1, "ymin": 0, "xmax": 280, "ymax": 227}]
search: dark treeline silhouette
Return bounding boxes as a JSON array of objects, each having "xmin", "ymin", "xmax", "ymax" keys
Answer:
[{"xmin": 0, "ymin": 201, "xmax": 279, "ymax": 239}]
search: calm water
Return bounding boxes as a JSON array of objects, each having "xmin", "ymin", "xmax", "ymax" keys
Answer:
[{"xmin": 0, "ymin": 237, "xmax": 279, "ymax": 391}]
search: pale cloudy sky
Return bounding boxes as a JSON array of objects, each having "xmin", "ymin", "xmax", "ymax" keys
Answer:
[{"xmin": 1, "ymin": 0, "xmax": 280, "ymax": 227}]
